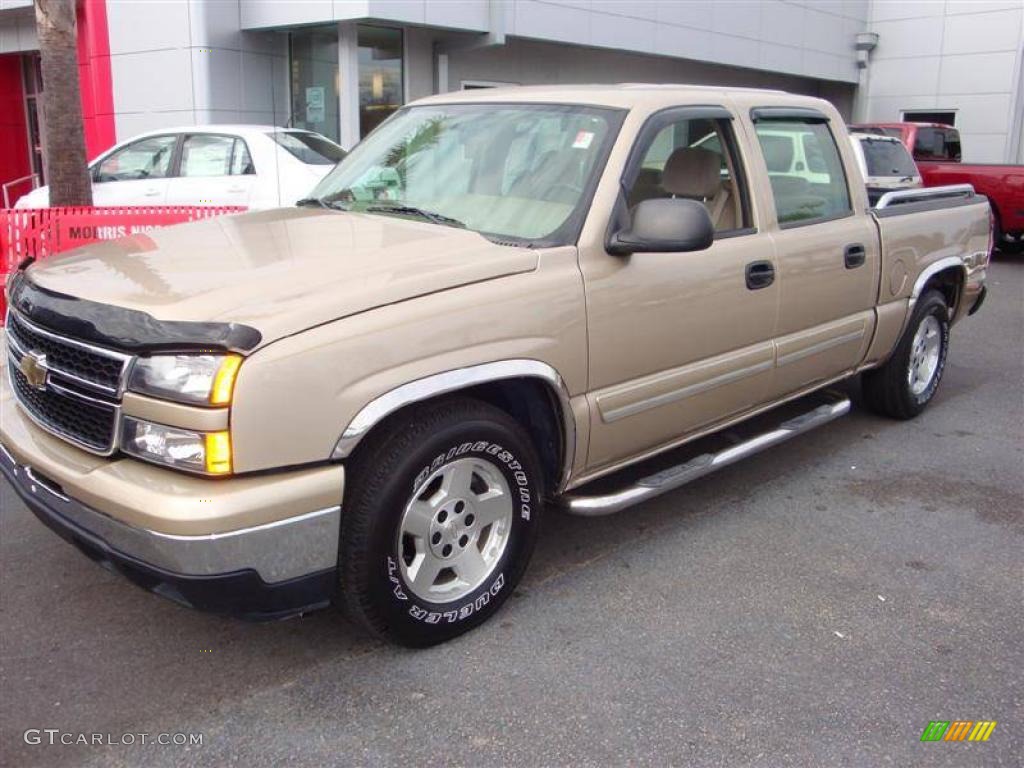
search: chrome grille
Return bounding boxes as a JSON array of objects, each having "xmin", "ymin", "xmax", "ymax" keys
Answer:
[
  {"xmin": 6, "ymin": 311, "xmax": 131, "ymax": 455},
  {"xmin": 7, "ymin": 312, "xmax": 129, "ymax": 394},
  {"xmin": 9, "ymin": 359, "xmax": 119, "ymax": 452}
]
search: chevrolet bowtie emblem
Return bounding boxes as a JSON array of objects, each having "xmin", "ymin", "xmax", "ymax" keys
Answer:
[{"xmin": 19, "ymin": 350, "xmax": 48, "ymax": 391}]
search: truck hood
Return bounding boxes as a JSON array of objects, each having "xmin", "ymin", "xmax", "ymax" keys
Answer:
[{"xmin": 22, "ymin": 208, "xmax": 539, "ymax": 347}]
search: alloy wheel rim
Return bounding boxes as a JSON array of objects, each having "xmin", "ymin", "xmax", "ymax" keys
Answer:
[
  {"xmin": 397, "ymin": 457, "xmax": 514, "ymax": 603},
  {"xmin": 908, "ymin": 314, "xmax": 942, "ymax": 396}
]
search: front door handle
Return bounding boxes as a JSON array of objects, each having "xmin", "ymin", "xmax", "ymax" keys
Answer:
[
  {"xmin": 745, "ymin": 260, "xmax": 775, "ymax": 290},
  {"xmin": 844, "ymin": 243, "xmax": 866, "ymax": 269}
]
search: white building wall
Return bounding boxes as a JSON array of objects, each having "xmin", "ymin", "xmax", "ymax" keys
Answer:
[
  {"xmin": 241, "ymin": 0, "xmax": 866, "ymax": 85},
  {"xmin": 105, "ymin": 0, "xmax": 289, "ymax": 141},
  {"xmin": 441, "ymin": 37, "xmax": 856, "ymax": 116},
  {"xmin": 0, "ymin": 3, "xmax": 36, "ymax": 55},
  {"xmin": 863, "ymin": 0, "xmax": 1024, "ymax": 162}
]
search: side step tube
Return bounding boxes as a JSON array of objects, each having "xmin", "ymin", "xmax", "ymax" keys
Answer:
[{"xmin": 560, "ymin": 395, "xmax": 851, "ymax": 517}]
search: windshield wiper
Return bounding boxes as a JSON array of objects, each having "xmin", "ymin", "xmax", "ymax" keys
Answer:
[
  {"xmin": 365, "ymin": 204, "xmax": 465, "ymax": 229},
  {"xmin": 296, "ymin": 197, "xmax": 349, "ymax": 211}
]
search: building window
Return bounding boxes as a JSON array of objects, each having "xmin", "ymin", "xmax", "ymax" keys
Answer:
[
  {"xmin": 289, "ymin": 28, "xmax": 341, "ymax": 144},
  {"xmin": 22, "ymin": 55, "xmax": 44, "ymax": 184},
  {"xmin": 901, "ymin": 110, "xmax": 956, "ymax": 127},
  {"xmin": 358, "ymin": 26, "xmax": 403, "ymax": 137}
]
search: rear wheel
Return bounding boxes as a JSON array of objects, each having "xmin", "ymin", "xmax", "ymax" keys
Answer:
[
  {"xmin": 992, "ymin": 208, "xmax": 1023, "ymax": 254},
  {"xmin": 338, "ymin": 397, "xmax": 543, "ymax": 646},
  {"xmin": 862, "ymin": 289, "xmax": 950, "ymax": 420}
]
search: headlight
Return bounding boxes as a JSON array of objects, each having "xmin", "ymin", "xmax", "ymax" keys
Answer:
[
  {"xmin": 128, "ymin": 354, "xmax": 241, "ymax": 406},
  {"xmin": 122, "ymin": 417, "xmax": 232, "ymax": 475}
]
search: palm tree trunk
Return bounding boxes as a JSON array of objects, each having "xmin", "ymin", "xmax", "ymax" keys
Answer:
[{"xmin": 34, "ymin": 0, "xmax": 93, "ymax": 207}]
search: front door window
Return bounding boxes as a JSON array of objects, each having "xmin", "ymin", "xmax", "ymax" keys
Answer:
[{"xmin": 94, "ymin": 135, "xmax": 177, "ymax": 182}]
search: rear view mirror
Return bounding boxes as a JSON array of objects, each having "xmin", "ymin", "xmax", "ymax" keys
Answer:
[{"xmin": 608, "ymin": 198, "xmax": 714, "ymax": 255}]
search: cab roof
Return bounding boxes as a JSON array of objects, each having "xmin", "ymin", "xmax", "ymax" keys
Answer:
[{"xmin": 415, "ymin": 83, "xmax": 836, "ymax": 115}]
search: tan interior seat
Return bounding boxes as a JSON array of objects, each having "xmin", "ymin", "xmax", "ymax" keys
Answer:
[{"xmin": 661, "ymin": 147, "xmax": 733, "ymax": 231}]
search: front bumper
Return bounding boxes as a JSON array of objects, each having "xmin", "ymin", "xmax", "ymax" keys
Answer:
[
  {"xmin": 1, "ymin": 444, "xmax": 340, "ymax": 620},
  {"xmin": 0, "ymin": 368, "xmax": 345, "ymax": 619}
]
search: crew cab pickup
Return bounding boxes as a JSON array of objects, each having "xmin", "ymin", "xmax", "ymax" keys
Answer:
[
  {"xmin": 1, "ymin": 86, "xmax": 991, "ymax": 646},
  {"xmin": 851, "ymin": 121, "xmax": 1023, "ymax": 251}
]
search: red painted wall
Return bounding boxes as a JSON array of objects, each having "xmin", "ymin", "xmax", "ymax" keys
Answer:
[
  {"xmin": 0, "ymin": 1, "xmax": 115, "ymax": 205},
  {"xmin": 77, "ymin": 0, "xmax": 116, "ymax": 159},
  {"xmin": 0, "ymin": 55, "xmax": 31, "ymax": 204}
]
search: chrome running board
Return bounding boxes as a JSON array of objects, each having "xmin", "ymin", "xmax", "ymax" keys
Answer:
[{"xmin": 560, "ymin": 394, "xmax": 851, "ymax": 517}]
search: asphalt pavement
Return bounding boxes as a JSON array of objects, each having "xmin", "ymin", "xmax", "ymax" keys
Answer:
[{"xmin": 1, "ymin": 254, "xmax": 1021, "ymax": 767}]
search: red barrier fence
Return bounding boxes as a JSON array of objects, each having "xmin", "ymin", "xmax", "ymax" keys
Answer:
[{"xmin": 1, "ymin": 205, "xmax": 245, "ymax": 321}]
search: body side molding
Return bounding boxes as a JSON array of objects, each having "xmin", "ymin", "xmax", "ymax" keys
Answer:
[{"xmin": 331, "ymin": 360, "xmax": 577, "ymax": 492}]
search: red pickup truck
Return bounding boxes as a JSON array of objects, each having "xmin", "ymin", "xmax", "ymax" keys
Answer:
[{"xmin": 851, "ymin": 122, "xmax": 1023, "ymax": 252}]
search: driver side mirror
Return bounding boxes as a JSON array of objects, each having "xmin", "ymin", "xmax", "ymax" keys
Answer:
[{"xmin": 607, "ymin": 198, "xmax": 715, "ymax": 256}]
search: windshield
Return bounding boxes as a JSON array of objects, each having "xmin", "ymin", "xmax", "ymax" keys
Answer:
[
  {"xmin": 860, "ymin": 138, "xmax": 918, "ymax": 178},
  {"xmin": 271, "ymin": 131, "xmax": 346, "ymax": 165},
  {"xmin": 308, "ymin": 103, "xmax": 621, "ymax": 245}
]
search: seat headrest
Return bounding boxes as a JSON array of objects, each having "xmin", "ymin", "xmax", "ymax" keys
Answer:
[{"xmin": 662, "ymin": 147, "xmax": 722, "ymax": 199}]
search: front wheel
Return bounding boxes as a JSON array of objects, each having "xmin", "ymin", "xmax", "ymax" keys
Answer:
[
  {"xmin": 862, "ymin": 289, "xmax": 950, "ymax": 420},
  {"xmin": 338, "ymin": 397, "xmax": 544, "ymax": 646}
]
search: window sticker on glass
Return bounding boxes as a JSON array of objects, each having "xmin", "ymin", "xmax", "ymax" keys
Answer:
[{"xmin": 572, "ymin": 131, "xmax": 595, "ymax": 149}]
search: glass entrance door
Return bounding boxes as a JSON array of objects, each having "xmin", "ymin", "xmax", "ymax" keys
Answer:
[
  {"xmin": 357, "ymin": 26, "xmax": 403, "ymax": 137},
  {"xmin": 288, "ymin": 24, "xmax": 404, "ymax": 145},
  {"xmin": 289, "ymin": 28, "xmax": 341, "ymax": 143}
]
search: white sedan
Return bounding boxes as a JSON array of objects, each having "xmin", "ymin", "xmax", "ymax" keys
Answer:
[{"xmin": 15, "ymin": 125, "xmax": 346, "ymax": 210}]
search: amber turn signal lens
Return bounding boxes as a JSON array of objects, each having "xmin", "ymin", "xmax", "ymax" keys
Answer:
[
  {"xmin": 204, "ymin": 431, "xmax": 232, "ymax": 475},
  {"xmin": 210, "ymin": 355, "xmax": 242, "ymax": 405}
]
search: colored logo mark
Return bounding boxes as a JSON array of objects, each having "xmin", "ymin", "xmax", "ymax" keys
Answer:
[{"xmin": 920, "ymin": 721, "xmax": 997, "ymax": 742}]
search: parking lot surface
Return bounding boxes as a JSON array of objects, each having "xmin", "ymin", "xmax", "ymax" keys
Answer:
[{"xmin": 1, "ymin": 255, "xmax": 1021, "ymax": 767}]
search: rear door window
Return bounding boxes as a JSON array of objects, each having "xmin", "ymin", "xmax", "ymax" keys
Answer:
[
  {"xmin": 180, "ymin": 135, "xmax": 234, "ymax": 177},
  {"xmin": 229, "ymin": 139, "xmax": 255, "ymax": 175},
  {"xmin": 179, "ymin": 135, "xmax": 255, "ymax": 177},
  {"xmin": 754, "ymin": 119, "xmax": 852, "ymax": 227}
]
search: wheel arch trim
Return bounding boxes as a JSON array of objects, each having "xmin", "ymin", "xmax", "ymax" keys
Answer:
[
  {"xmin": 892, "ymin": 255, "xmax": 970, "ymax": 348},
  {"xmin": 331, "ymin": 360, "xmax": 577, "ymax": 493},
  {"xmin": 910, "ymin": 256, "xmax": 967, "ymax": 302}
]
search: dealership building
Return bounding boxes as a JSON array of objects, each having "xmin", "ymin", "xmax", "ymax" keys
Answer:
[{"xmin": 1, "ymin": 0, "xmax": 1022, "ymax": 203}]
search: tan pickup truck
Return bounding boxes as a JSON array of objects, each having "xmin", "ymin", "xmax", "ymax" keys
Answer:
[{"xmin": 1, "ymin": 86, "xmax": 990, "ymax": 646}]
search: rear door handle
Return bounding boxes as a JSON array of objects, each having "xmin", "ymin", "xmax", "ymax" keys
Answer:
[
  {"xmin": 745, "ymin": 260, "xmax": 775, "ymax": 290},
  {"xmin": 844, "ymin": 243, "xmax": 866, "ymax": 269}
]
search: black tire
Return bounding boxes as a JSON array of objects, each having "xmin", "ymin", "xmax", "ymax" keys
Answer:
[
  {"xmin": 338, "ymin": 396, "xmax": 544, "ymax": 647},
  {"xmin": 992, "ymin": 209, "xmax": 1023, "ymax": 254},
  {"xmin": 862, "ymin": 289, "xmax": 950, "ymax": 420}
]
